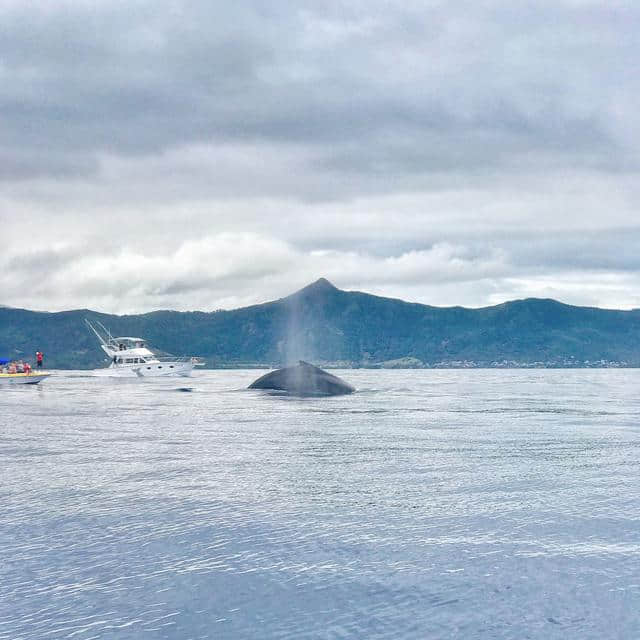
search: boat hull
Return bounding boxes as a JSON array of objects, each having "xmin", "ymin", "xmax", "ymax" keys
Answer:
[
  {"xmin": 92, "ymin": 361, "xmax": 195, "ymax": 378},
  {"xmin": 0, "ymin": 373, "xmax": 50, "ymax": 385}
]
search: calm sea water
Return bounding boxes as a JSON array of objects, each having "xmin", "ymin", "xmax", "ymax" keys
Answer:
[{"xmin": 1, "ymin": 369, "xmax": 639, "ymax": 639}]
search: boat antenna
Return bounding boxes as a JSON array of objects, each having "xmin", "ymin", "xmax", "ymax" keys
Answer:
[
  {"xmin": 85, "ymin": 318, "xmax": 111, "ymax": 347},
  {"xmin": 95, "ymin": 320, "xmax": 114, "ymax": 345}
]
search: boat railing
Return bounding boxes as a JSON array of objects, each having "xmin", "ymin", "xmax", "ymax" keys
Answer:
[
  {"xmin": 111, "ymin": 354, "xmax": 204, "ymax": 365},
  {"xmin": 152, "ymin": 356, "xmax": 205, "ymax": 364}
]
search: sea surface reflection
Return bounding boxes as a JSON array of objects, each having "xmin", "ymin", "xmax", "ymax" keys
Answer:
[{"xmin": 1, "ymin": 369, "xmax": 639, "ymax": 639}]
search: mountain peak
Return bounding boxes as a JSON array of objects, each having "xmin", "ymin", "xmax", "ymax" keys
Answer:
[
  {"xmin": 311, "ymin": 277, "xmax": 337, "ymax": 289},
  {"xmin": 296, "ymin": 278, "xmax": 339, "ymax": 294}
]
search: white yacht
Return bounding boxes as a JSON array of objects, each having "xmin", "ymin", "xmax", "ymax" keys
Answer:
[{"xmin": 85, "ymin": 319, "xmax": 204, "ymax": 377}]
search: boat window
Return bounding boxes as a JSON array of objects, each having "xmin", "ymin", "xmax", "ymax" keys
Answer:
[
  {"xmin": 125, "ymin": 358, "xmax": 134, "ymax": 363},
  {"xmin": 116, "ymin": 358, "xmax": 123, "ymax": 364}
]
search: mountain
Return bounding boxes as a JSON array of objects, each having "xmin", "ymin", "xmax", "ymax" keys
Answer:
[{"xmin": 1, "ymin": 278, "xmax": 640, "ymax": 368}]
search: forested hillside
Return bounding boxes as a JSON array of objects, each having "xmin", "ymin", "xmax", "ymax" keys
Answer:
[{"xmin": 1, "ymin": 279, "xmax": 639, "ymax": 368}]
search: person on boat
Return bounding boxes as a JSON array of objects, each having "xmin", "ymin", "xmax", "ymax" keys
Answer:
[
  {"xmin": 24, "ymin": 362, "xmax": 32, "ymax": 375},
  {"xmin": 8, "ymin": 362, "xmax": 17, "ymax": 374},
  {"xmin": 16, "ymin": 361, "xmax": 24, "ymax": 373},
  {"xmin": 36, "ymin": 351, "xmax": 43, "ymax": 368}
]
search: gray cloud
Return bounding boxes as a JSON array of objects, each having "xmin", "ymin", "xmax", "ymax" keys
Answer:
[
  {"xmin": 2, "ymin": 1, "xmax": 634, "ymax": 174},
  {"xmin": 1, "ymin": 0, "xmax": 639, "ymax": 311}
]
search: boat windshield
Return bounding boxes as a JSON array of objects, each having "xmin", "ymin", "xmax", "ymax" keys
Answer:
[{"xmin": 113, "ymin": 337, "xmax": 146, "ymax": 351}]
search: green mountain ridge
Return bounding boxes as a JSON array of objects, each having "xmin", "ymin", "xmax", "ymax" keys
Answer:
[{"xmin": 1, "ymin": 278, "xmax": 639, "ymax": 368}]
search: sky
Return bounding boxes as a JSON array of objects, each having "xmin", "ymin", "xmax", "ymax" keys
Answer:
[{"xmin": 1, "ymin": 0, "xmax": 639, "ymax": 313}]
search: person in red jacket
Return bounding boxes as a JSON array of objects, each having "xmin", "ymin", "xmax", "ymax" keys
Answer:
[{"xmin": 36, "ymin": 351, "xmax": 43, "ymax": 368}]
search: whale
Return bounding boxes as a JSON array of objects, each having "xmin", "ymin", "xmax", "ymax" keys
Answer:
[{"xmin": 248, "ymin": 361, "xmax": 355, "ymax": 396}]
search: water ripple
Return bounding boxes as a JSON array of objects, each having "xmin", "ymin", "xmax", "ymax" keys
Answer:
[{"xmin": 1, "ymin": 369, "xmax": 639, "ymax": 639}]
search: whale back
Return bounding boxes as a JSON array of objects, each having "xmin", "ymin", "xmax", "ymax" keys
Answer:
[{"xmin": 249, "ymin": 361, "xmax": 355, "ymax": 396}]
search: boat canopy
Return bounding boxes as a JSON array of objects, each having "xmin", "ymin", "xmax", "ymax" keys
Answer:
[
  {"xmin": 112, "ymin": 337, "xmax": 147, "ymax": 349},
  {"xmin": 0, "ymin": 358, "xmax": 9, "ymax": 365}
]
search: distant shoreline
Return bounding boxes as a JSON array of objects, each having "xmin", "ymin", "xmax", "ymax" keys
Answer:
[{"xmin": 47, "ymin": 363, "xmax": 637, "ymax": 371}]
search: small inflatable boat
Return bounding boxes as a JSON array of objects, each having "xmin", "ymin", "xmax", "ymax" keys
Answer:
[{"xmin": 0, "ymin": 372, "xmax": 50, "ymax": 385}]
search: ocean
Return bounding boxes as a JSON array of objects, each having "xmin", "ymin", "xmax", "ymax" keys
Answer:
[{"xmin": 1, "ymin": 369, "xmax": 639, "ymax": 639}]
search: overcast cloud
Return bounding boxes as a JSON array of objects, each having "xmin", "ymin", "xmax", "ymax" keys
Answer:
[{"xmin": 1, "ymin": 0, "xmax": 639, "ymax": 312}]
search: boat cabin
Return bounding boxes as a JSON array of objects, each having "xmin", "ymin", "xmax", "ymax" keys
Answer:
[{"xmin": 102, "ymin": 337, "xmax": 158, "ymax": 365}]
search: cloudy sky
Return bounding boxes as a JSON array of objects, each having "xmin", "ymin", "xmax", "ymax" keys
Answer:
[{"xmin": 1, "ymin": 0, "xmax": 638, "ymax": 313}]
